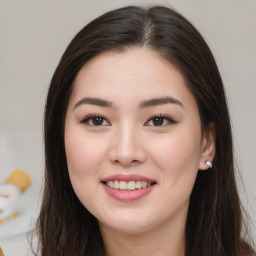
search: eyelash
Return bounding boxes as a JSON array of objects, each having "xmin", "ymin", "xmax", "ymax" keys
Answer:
[
  {"xmin": 80, "ymin": 114, "xmax": 176, "ymax": 127},
  {"xmin": 80, "ymin": 114, "xmax": 110, "ymax": 126},
  {"xmin": 145, "ymin": 114, "xmax": 176, "ymax": 127}
]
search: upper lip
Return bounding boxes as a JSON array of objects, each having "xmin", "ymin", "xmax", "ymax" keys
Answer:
[{"xmin": 101, "ymin": 174, "xmax": 157, "ymax": 183}]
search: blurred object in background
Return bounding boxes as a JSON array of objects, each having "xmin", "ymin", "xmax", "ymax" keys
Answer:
[{"xmin": 0, "ymin": 169, "xmax": 31, "ymax": 225}]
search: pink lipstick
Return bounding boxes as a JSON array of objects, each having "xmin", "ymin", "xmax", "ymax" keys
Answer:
[{"xmin": 101, "ymin": 174, "xmax": 157, "ymax": 202}]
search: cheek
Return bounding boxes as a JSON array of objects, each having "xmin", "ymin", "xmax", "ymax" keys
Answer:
[
  {"xmin": 153, "ymin": 133, "xmax": 201, "ymax": 165},
  {"xmin": 150, "ymin": 134, "xmax": 201, "ymax": 214},
  {"xmin": 149, "ymin": 131, "xmax": 201, "ymax": 188},
  {"xmin": 64, "ymin": 129, "xmax": 108, "ymax": 210},
  {"xmin": 65, "ymin": 129, "xmax": 106, "ymax": 177}
]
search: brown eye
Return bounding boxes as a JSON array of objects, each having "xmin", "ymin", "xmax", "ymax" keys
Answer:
[
  {"xmin": 81, "ymin": 114, "xmax": 110, "ymax": 126},
  {"xmin": 92, "ymin": 116, "xmax": 104, "ymax": 125},
  {"xmin": 145, "ymin": 115, "xmax": 176, "ymax": 127},
  {"xmin": 152, "ymin": 117, "xmax": 164, "ymax": 126}
]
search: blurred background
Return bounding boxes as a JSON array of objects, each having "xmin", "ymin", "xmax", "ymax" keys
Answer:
[{"xmin": 0, "ymin": 0, "xmax": 255, "ymax": 252}]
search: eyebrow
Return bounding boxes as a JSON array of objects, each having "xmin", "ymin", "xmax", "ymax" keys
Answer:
[
  {"xmin": 73, "ymin": 97, "xmax": 115, "ymax": 109},
  {"xmin": 73, "ymin": 96, "xmax": 184, "ymax": 110},
  {"xmin": 139, "ymin": 97, "xmax": 184, "ymax": 108}
]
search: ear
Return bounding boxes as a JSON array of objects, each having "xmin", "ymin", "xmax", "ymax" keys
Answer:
[{"xmin": 198, "ymin": 123, "xmax": 215, "ymax": 170}]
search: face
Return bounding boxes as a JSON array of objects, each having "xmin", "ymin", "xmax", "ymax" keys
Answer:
[{"xmin": 64, "ymin": 48, "xmax": 213, "ymax": 234}]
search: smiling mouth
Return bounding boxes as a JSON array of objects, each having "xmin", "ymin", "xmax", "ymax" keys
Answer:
[
  {"xmin": 101, "ymin": 175, "xmax": 157, "ymax": 201},
  {"xmin": 102, "ymin": 180, "xmax": 157, "ymax": 191}
]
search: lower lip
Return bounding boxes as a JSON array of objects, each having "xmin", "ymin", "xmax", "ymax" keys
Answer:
[{"xmin": 102, "ymin": 183, "xmax": 155, "ymax": 202}]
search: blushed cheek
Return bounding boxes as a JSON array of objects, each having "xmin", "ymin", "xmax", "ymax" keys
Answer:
[
  {"xmin": 154, "ymin": 136, "xmax": 200, "ymax": 185},
  {"xmin": 66, "ymin": 141, "xmax": 98, "ymax": 176},
  {"xmin": 65, "ymin": 141, "xmax": 100, "ymax": 205},
  {"xmin": 65, "ymin": 136, "xmax": 107, "ymax": 213},
  {"xmin": 65, "ymin": 129, "xmax": 111, "ymax": 182}
]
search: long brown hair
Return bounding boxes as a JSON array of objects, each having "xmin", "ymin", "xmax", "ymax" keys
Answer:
[{"xmin": 37, "ymin": 5, "xmax": 254, "ymax": 256}]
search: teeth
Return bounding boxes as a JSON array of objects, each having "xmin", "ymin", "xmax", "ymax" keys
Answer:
[
  {"xmin": 135, "ymin": 181, "xmax": 142, "ymax": 189},
  {"xmin": 114, "ymin": 180, "xmax": 119, "ymax": 189},
  {"xmin": 108, "ymin": 181, "xmax": 114, "ymax": 188},
  {"xmin": 119, "ymin": 181, "xmax": 127, "ymax": 190},
  {"xmin": 106, "ymin": 180, "xmax": 153, "ymax": 190},
  {"xmin": 128, "ymin": 181, "xmax": 136, "ymax": 190}
]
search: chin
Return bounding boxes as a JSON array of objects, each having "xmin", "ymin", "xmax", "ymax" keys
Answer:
[{"xmin": 98, "ymin": 212, "xmax": 158, "ymax": 234}]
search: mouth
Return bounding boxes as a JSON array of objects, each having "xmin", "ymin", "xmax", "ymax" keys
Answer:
[
  {"xmin": 102, "ymin": 180, "xmax": 156, "ymax": 191},
  {"xmin": 101, "ymin": 174, "xmax": 157, "ymax": 201}
]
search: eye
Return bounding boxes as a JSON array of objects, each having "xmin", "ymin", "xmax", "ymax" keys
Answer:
[
  {"xmin": 145, "ymin": 114, "xmax": 176, "ymax": 127},
  {"xmin": 80, "ymin": 114, "xmax": 110, "ymax": 126}
]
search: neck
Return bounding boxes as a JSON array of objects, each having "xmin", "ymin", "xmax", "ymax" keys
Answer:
[{"xmin": 99, "ymin": 210, "xmax": 186, "ymax": 256}]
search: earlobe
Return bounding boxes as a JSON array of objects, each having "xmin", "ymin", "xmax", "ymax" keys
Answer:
[
  {"xmin": 205, "ymin": 160, "xmax": 213, "ymax": 168},
  {"xmin": 198, "ymin": 123, "xmax": 215, "ymax": 170}
]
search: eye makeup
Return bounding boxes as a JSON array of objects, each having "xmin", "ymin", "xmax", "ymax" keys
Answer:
[
  {"xmin": 79, "ymin": 113, "xmax": 177, "ymax": 128},
  {"xmin": 145, "ymin": 114, "xmax": 177, "ymax": 127},
  {"xmin": 80, "ymin": 114, "xmax": 110, "ymax": 126}
]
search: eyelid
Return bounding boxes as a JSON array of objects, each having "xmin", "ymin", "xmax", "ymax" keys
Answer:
[
  {"xmin": 79, "ymin": 113, "xmax": 176, "ymax": 127},
  {"xmin": 80, "ymin": 114, "xmax": 111, "ymax": 126},
  {"xmin": 145, "ymin": 114, "xmax": 177, "ymax": 127}
]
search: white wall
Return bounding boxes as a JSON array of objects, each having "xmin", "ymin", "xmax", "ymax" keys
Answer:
[{"xmin": 0, "ymin": 0, "xmax": 255, "ymax": 237}]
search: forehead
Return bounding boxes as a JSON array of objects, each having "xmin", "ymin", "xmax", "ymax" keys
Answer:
[{"xmin": 70, "ymin": 47, "xmax": 195, "ymax": 109}]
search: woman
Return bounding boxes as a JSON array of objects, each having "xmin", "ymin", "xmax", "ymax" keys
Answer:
[{"xmin": 36, "ymin": 5, "xmax": 255, "ymax": 256}]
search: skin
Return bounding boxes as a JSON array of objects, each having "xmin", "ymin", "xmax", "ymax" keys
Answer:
[{"xmin": 64, "ymin": 48, "xmax": 215, "ymax": 256}]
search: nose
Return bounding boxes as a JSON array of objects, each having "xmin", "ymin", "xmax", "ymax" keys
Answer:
[{"xmin": 108, "ymin": 124, "xmax": 146, "ymax": 167}]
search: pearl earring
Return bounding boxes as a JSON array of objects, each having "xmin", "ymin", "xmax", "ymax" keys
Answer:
[{"xmin": 205, "ymin": 160, "xmax": 212, "ymax": 168}]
